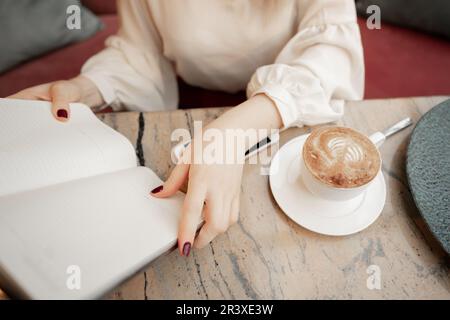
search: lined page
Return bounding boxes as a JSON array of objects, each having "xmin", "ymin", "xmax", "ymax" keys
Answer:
[{"xmin": 0, "ymin": 99, "xmax": 137, "ymax": 197}]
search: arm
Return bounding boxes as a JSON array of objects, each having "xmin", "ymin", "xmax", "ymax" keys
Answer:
[
  {"xmin": 81, "ymin": 0, "xmax": 177, "ymax": 112},
  {"xmin": 152, "ymin": 0, "xmax": 364, "ymax": 254},
  {"xmin": 9, "ymin": 0, "xmax": 177, "ymax": 120},
  {"xmin": 247, "ymin": 0, "xmax": 364, "ymax": 128}
]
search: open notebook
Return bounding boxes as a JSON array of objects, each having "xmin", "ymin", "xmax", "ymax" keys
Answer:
[{"xmin": 0, "ymin": 98, "xmax": 184, "ymax": 299}]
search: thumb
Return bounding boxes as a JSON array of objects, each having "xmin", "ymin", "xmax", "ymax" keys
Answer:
[
  {"xmin": 50, "ymin": 80, "xmax": 81, "ymax": 122},
  {"xmin": 150, "ymin": 162, "xmax": 190, "ymax": 198}
]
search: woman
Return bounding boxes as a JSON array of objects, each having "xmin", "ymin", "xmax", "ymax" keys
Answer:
[{"xmin": 10, "ymin": 0, "xmax": 364, "ymax": 257}]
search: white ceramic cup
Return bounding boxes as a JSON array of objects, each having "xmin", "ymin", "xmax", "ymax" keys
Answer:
[{"xmin": 299, "ymin": 130, "xmax": 383, "ymax": 202}]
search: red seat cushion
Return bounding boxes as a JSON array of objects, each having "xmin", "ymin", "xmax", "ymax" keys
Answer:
[
  {"xmin": 359, "ymin": 17, "xmax": 450, "ymax": 98},
  {"xmin": 81, "ymin": 0, "xmax": 117, "ymax": 15}
]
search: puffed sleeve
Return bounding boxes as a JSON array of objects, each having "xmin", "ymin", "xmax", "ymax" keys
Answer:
[
  {"xmin": 81, "ymin": 0, "xmax": 178, "ymax": 111},
  {"xmin": 247, "ymin": 0, "xmax": 364, "ymax": 128}
]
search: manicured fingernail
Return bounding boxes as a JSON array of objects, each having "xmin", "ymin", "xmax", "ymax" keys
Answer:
[
  {"xmin": 183, "ymin": 242, "xmax": 191, "ymax": 257},
  {"xmin": 57, "ymin": 109, "xmax": 68, "ymax": 119},
  {"xmin": 150, "ymin": 185, "xmax": 163, "ymax": 194}
]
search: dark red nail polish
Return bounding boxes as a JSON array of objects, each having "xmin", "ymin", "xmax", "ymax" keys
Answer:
[
  {"xmin": 57, "ymin": 109, "xmax": 68, "ymax": 119},
  {"xmin": 183, "ymin": 242, "xmax": 191, "ymax": 257},
  {"xmin": 151, "ymin": 185, "xmax": 163, "ymax": 194}
]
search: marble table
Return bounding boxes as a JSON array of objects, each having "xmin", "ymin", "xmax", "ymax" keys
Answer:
[{"xmin": 1, "ymin": 96, "xmax": 449, "ymax": 300}]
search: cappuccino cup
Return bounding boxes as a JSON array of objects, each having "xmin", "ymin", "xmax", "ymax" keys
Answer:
[{"xmin": 300, "ymin": 126, "xmax": 382, "ymax": 201}]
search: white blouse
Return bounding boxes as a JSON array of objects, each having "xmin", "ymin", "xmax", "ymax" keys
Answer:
[{"xmin": 81, "ymin": 0, "xmax": 364, "ymax": 128}]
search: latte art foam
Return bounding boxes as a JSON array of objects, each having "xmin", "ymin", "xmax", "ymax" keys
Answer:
[
  {"xmin": 326, "ymin": 137, "xmax": 365, "ymax": 164},
  {"xmin": 303, "ymin": 127, "xmax": 381, "ymax": 188}
]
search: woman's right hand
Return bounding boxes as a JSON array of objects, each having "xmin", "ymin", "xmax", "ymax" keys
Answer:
[
  {"xmin": 7, "ymin": 76, "xmax": 101, "ymax": 122},
  {"xmin": 8, "ymin": 80, "xmax": 81, "ymax": 122}
]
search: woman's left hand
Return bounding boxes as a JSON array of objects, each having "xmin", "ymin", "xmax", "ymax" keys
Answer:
[
  {"xmin": 150, "ymin": 94, "xmax": 282, "ymax": 256},
  {"xmin": 150, "ymin": 135, "xmax": 244, "ymax": 256}
]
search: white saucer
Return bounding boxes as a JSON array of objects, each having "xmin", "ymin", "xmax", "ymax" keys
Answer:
[{"xmin": 269, "ymin": 134, "xmax": 386, "ymax": 236}]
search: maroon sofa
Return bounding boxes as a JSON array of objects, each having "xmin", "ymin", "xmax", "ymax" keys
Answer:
[{"xmin": 1, "ymin": 1, "xmax": 449, "ymax": 108}]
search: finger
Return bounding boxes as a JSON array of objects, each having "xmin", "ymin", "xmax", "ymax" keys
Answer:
[
  {"xmin": 50, "ymin": 81, "xmax": 80, "ymax": 122},
  {"xmin": 150, "ymin": 162, "xmax": 189, "ymax": 198},
  {"xmin": 7, "ymin": 91, "xmax": 30, "ymax": 100},
  {"xmin": 8, "ymin": 84, "xmax": 52, "ymax": 101},
  {"xmin": 178, "ymin": 184, "xmax": 206, "ymax": 256},
  {"xmin": 229, "ymin": 196, "xmax": 240, "ymax": 225},
  {"xmin": 194, "ymin": 196, "xmax": 227, "ymax": 249}
]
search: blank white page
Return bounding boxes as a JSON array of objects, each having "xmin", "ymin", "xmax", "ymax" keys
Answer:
[
  {"xmin": 0, "ymin": 166, "xmax": 184, "ymax": 299},
  {"xmin": 0, "ymin": 98, "xmax": 137, "ymax": 197}
]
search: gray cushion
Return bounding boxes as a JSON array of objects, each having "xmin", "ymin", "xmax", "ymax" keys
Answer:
[
  {"xmin": 356, "ymin": 0, "xmax": 450, "ymax": 39},
  {"xmin": 0, "ymin": 0, "xmax": 102, "ymax": 73}
]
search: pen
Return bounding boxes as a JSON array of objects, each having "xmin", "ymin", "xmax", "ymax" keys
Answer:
[{"xmin": 171, "ymin": 133, "xmax": 280, "ymax": 163}]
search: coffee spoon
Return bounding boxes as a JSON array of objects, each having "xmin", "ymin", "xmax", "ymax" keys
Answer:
[{"xmin": 369, "ymin": 117, "xmax": 413, "ymax": 147}]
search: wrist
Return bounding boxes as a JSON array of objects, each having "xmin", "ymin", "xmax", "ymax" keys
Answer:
[
  {"xmin": 245, "ymin": 94, "xmax": 282, "ymax": 129},
  {"xmin": 70, "ymin": 75, "xmax": 104, "ymax": 108},
  {"xmin": 212, "ymin": 94, "xmax": 282, "ymax": 130},
  {"xmin": 203, "ymin": 94, "xmax": 282, "ymax": 155}
]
